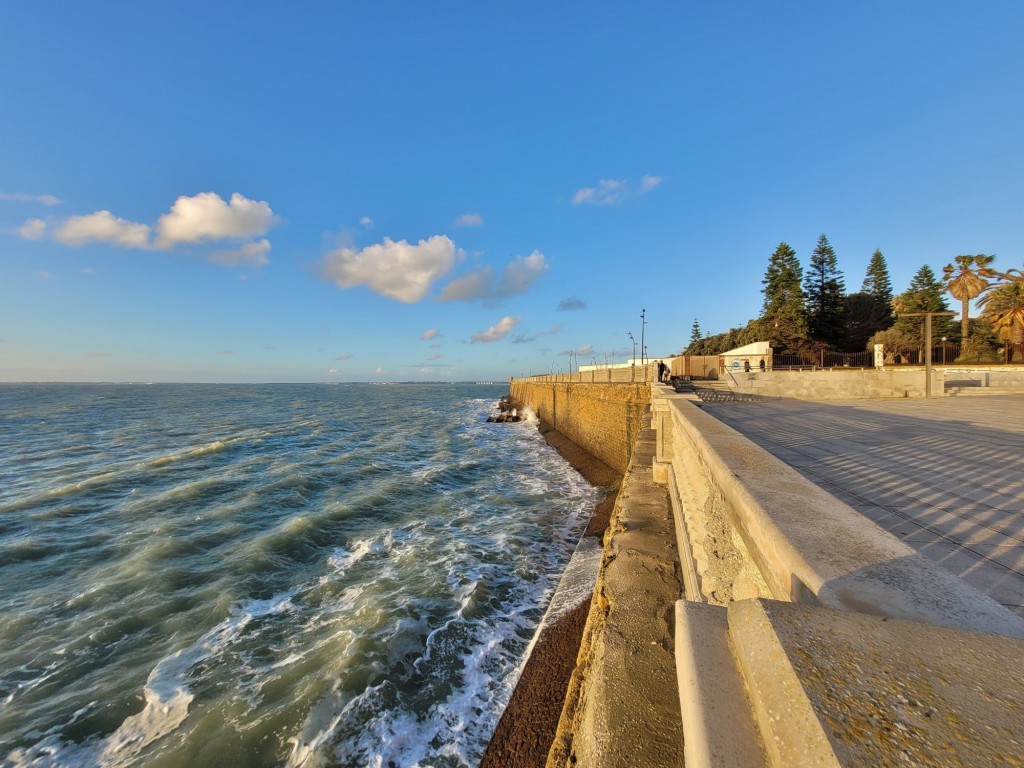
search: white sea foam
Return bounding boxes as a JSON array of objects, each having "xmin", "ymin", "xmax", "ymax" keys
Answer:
[{"xmin": 6, "ymin": 591, "xmax": 298, "ymax": 767}]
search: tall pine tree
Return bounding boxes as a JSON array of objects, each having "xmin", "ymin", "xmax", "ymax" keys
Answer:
[
  {"xmin": 803, "ymin": 234, "xmax": 846, "ymax": 348},
  {"xmin": 861, "ymin": 249, "xmax": 894, "ymax": 306},
  {"xmin": 845, "ymin": 248, "xmax": 894, "ymax": 348},
  {"xmin": 760, "ymin": 242, "xmax": 808, "ymax": 352},
  {"xmin": 690, "ymin": 318, "xmax": 703, "ymax": 346}
]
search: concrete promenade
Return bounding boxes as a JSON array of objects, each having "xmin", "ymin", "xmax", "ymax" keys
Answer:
[{"xmin": 702, "ymin": 394, "xmax": 1024, "ymax": 619}]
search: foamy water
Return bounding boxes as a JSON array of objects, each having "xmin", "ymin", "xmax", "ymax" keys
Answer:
[{"xmin": 0, "ymin": 383, "xmax": 597, "ymax": 767}]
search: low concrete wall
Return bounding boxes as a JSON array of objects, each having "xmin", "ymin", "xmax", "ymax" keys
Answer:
[
  {"xmin": 509, "ymin": 380, "xmax": 651, "ymax": 474},
  {"xmin": 724, "ymin": 367, "xmax": 943, "ymax": 399},
  {"xmin": 945, "ymin": 366, "xmax": 1024, "ymax": 389}
]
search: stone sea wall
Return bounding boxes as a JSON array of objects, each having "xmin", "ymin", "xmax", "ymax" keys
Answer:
[
  {"xmin": 506, "ymin": 378, "xmax": 1024, "ymax": 767},
  {"xmin": 508, "ymin": 380, "xmax": 651, "ymax": 474}
]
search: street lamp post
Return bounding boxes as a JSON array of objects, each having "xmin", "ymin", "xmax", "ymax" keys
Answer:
[
  {"xmin": 903, "ymin": 312, "xmax": 957, "ymax": 397},
  {"xmin": 640, "ymin": 308, "xmax": 647, "ymax": 366},
  {"xmin": 628, "ymin": 331, "xmax": 636, "ymax": 365}
]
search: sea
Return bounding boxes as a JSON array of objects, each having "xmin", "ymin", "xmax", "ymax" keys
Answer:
[{"xmin": 0, "ymin": 383, "xmax": 599, "ymax": 768}]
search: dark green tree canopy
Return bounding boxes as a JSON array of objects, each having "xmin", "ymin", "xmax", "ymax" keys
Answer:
[
  {"xmin": 861, "ymin": 249, "xmax": 894, "ymax": 304},
  {"xmin": 690, "ymin": 318, "xmax": 703, "ymax": 346},
  {"xmin": 894, "ymin": 264, "xmax": 953, "ymax": 342},
  {"xmin": 844, "ymin": 292, "xmax": 893, "ymax": 351},
  {"xmin": 760, "ymin": 242, "xmax": 808, "ymax": 353},
  {"xmin": 803, "ymin": 234, "xmax": 846, "ymax": 347}
]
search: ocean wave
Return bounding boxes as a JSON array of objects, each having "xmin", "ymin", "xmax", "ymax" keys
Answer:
[
  {"xmin": 1, "ymin": 384, "xmax": 594, "ymax": 767},
  {"xmin": 5, "ymin": 591, "xmax": 298, "ymax": 767}
]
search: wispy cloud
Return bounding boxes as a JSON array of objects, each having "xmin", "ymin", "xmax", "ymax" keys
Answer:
[
  {"xmin": 471, "ymin": 315, "xmax": 520, "ymax": 343},
  {"xmin": 451, "ymin": 213, "xmax": 483, "ymax": 228},
  {"xmin": 572, "ymin": 175, "xmax": 663, "ymax": 205},
  {"xmin": 360, "ymin": 216, "xmax": 374, "ymax": 229},
  {"xmin": 335, "ymin": 353, "xmax": 352, "ymax": 361},
  {"xmin": 560, "ymin": 343, "xmax": 594, "ymax": 356},
  {"xmin": 209, "ymin": 239, "xmax": 271, "ymax": 267},
  {"xmin": 19, "ymin": 219, "xmax": 46, "ymax": 240},
  {"xmin": 557, "ymin": 296, "xmax": 586, "ymax": 311},
  {"xmin": 321, "ymin": 235, "xmax": 459, "ymax": 303},
  {"xmin": 420, "ymin": 328, "xmax": 440, "ymax": 341},
  {"xmin": 0, "ymin": 192, "xmax": 61, "ymax": 206},
  {"xmin": 439, "ymin": 251, "xmax": 548, "ymax": 303}
]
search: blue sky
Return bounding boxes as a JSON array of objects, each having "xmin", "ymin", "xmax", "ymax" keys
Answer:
[{"xmin": 2, "ymin": 2, "xmax": 1022, "ymax": 382}]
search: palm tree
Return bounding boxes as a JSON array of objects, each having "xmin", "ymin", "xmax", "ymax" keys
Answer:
[
  {"xmin": 942, "ymin": 254, "xmax": 996, "ymax": 341},
  {"xmin": 978, "ymin": 266, "xmax": 1024, "ymax": 362}
]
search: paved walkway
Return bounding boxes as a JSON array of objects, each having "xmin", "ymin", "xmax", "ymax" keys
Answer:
[{"xmin": 701, "ymin": 394, "xmax": 1024, "ymax": 619}]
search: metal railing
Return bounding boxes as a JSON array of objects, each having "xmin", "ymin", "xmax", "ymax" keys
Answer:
[
  {"xmin": 519, "ymin": 364, "xmax": 657, "ymax": 384},
  {"xmin": 771, "ymin": 351, "xmax": 874, "ymax": 370}
]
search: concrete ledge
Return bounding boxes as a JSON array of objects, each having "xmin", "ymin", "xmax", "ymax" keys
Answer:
[
  {"xmin": 729, "ymin": 598, "xmax": 1024, "ymax": 768},
  {"xmin": 675, "ymin": 600, "xmax": 766, "ymax": 768},
  {"xmin": 662, "ymin": 395, "xmax": 1024, "ymax": 639},
  {"xmin": 547, "ymin": 414, "xmax": 683, "ymax": 768}
]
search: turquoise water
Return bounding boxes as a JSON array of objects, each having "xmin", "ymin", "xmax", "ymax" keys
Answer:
[{"xmin": 0, "ymin": 383, "xmax": 597, "ymax": 767}]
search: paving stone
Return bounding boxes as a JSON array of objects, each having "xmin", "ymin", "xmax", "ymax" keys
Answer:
[{"xmin": 704, "ymin": 395, "xmax": 1024, "ymax": 618}]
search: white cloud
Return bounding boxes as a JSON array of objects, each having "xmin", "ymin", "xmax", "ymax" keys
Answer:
[
  {"xmin": 28, "ymin": 191, "xmax": 275, "ymax": 262},
  {"xmin": 55, "ymin": 211, "xmax": 152, "ymax": 248},
  {"xmin": 1, "ymin": 192, "xmax": 61, "ymax": 206},
  {"xmin": 37, "ymin": 270, "xmax": 52, "ymax": 279},
  {"xmin": 421, "ymin": 328, "xmax": 440, "ymax": 340},
  {"xmin": 155, "ymin": 192, "xmax": 278, "ymax": 248},
  {"xmin": 428, "ymin": 353, "xmax": 442, "ymax": 361},
  {"xmin": 471, "ymin": 315, "xmax": 520, "ymax": 343},
  {"xmin": 321, "ymin": 235, "xmax": 457, "ymax": 303},
  {"xmin": 19, "ymin": 219, "xmax": 46, "ymax": 240},
  {"xmin": 451, "ymin": 213, "xmax": 483, "ymax": 228},
  {"xmin": 208, "ymin": 238, "xmax": 271, "ymax": 267},
  {"xmin": 328, "ymin": 368, "xmax": 338, "ymax": 374},
  {"xmin": 360, "ymin": 216, "xmax": 374, "ymax": 228},
  {"xmin": 375, "ymin": 366, "xmax": 387, "ymax": 374},
  {"xmin": 439, "ymin": 267, "xmax": 494, "ymax": 301},
  {"xmin": 572, "ymin": 176, "xmax": 663, "ymax": 205}
]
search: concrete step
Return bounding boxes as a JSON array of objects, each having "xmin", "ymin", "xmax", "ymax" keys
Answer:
[
  {"xmin": 945, "ymin": 386, "xmax": 1024, "ymax": 396},
  {"xmin": 675, "ymin": 597, "xmax": 1024, "ymax": 767}
]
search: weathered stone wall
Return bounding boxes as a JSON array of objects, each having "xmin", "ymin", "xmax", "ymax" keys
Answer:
[{"xmin": 509, "ymin": 380, "xmax": 651, "ymax": 474}]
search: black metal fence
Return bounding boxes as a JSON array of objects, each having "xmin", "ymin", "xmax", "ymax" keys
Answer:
[
  {"xmin": 772, "ymin": 351, "xmax": 874, "ymax": 370},
  {"xmin": 774, "ymin": 342, "xmax": 1021, "ymax": 367}
]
